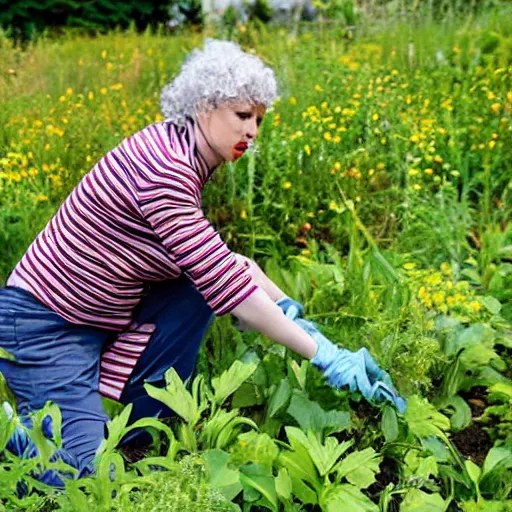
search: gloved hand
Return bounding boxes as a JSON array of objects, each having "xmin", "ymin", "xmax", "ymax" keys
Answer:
[
  {"xmin": 295, "ymin": 319, "xmax": 407, "ymax": 413},
  {"xmin": 276, "ymin": 296, "xmax": 304, "ymax": 320}
]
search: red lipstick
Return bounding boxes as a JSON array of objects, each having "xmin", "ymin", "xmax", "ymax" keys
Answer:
[{"xmin": 232, "ymin": 141, "xmax": 248, "ymax": 160}]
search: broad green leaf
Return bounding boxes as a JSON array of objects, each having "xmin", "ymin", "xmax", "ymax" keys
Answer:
[
  {"xmin": 483, "ymin": 447, "xmax": 512, "ymax": 476},
  {"xmin": 279, "ymin": 429, "xmax": 321, "ymax": 491},
  {"xmin": 286, "ymin": 390, "xmax": 351, "ymax": 437},
  {"xmin": 275, "ymin": 467, "xmax": 292, "ymax": 501},
  {"xmin": 405, "ymin": 450, "xmax": 439, "ymax": 479},
  {"xmin": 239, "ymin": 463, "xmax": 278, "ymax": 510},
  {"xmin": 279, "ymin": 449, "xmax": 319, "ymax": 491},
  {"xmin": 381, "ymin": 405, "xmax": 399, "ymax": 442},
  {"xmin": 145, "ymin": 368, "xmax": 199, "ymax": 425},
  {"xmin": 229, "ymin": 431, "xmax": 279, "ymax": 470},
  {"xmin": 461, "ymin": 500, "xmax": 512, "ymax": 511},
  {"xmin": 440, "ymin": 395, "xmax": 472, "ymax": 431},
  {"xmin": 417, "ymin": 456, "xmax": 439, "ymax": 479},
  {"xmin": 480, "ymin": 296, "xmax": 502, "ymax": 315},
  {"xmin": 405, "ymin": 395, "xmax": 450, "ymax": 440},
  {"xmin": 290, "ymin": 475, "xmax": 318, "ymax": 505},
  {"xmin": 488, "ymin": 382, "xmax": 512, "ymax": 402},
  {"xmin": 321, "ymin": 484, "xmax": 379, "ymax": 512},
  {"xmin": 400, "ymin": 489, "xmax": 447, "ymax": 511},
  {"xmin": 231, "ymin": 382, "xmax": 262, "ymax": 408},
  {"xmin": 336, "ymin": 447, "xmax": 382, "ymax": 488},
  {"xmin": 465, "ymin": 460, "xmax": 482, "ymax": 486},
  {"xmin": 212, "ymin": 360, "xmax": 257, "ymax": 406},
  {"xmin": 203, "ymin": 449, "xmax": 243, "ymax": 501},
  {"xmin": 267, "ymin": 378, "xmax": 292, "ymax": 418},
  {"xmin": 303, "ymin": 431, "xmax": 353, "ymax": 477}
]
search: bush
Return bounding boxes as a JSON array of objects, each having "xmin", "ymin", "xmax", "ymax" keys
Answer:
[{"xmin": 0, "ymin": 0, "xmax": 172, "ymax": 41}]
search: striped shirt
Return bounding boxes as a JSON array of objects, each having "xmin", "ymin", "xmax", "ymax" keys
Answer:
[{"xmin": 7, "ymin": 119, "xmax": 257, "ymax": 398}]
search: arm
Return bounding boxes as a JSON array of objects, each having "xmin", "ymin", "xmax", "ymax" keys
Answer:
[
  {"xmin": 231, "ymin": 287, "xmax": 318, "ymax": 359},
  {"xmin": 234, "ymin": 254, "xmax": 286, "ymax": 302}
]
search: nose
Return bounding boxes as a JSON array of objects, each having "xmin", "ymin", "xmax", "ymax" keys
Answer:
[{"xmin": 246, "ymin": 118, "xmax": 259, "ymax": 140}]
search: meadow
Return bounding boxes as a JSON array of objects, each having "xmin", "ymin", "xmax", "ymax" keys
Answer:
[{"xmin": 0, "ymin": 5, "xmax": 511, "ymax": 511}]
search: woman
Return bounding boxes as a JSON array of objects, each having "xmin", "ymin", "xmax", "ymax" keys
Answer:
[{"xmin": 0, "ymin": 39, "xmax": 404, "ymax": 486}]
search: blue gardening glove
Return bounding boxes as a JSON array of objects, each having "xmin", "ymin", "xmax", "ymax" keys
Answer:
[
  {"xmin": 295, "ymin": 319, "xmax": 407, "ymax": 413},
  {"xmin": 276, "ymin": 296, "xmax": 304, "ymax": 320}
]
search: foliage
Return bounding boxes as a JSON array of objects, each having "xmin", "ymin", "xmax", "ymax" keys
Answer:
[
  {"xmin": 0, "ymin": 4, "xmax": 512, "ymax": 510},
  {"xmin": 0, "ymin": 0, "xmax": 172, "ymax": 41}
]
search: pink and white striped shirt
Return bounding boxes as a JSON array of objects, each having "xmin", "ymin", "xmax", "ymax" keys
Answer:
[{"xmin": 7, "ymin": 119, "xmax": 257, "ymax": 399}]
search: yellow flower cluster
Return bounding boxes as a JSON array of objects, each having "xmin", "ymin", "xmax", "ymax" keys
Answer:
[{"xmin": 404, "ymin": 262, "xmax": 486, "ymax": 321}]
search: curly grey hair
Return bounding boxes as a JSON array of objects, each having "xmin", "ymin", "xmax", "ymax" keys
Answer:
[{"xmin": 160, "ymin": 39, "xmax": 278, "ymax": 126}]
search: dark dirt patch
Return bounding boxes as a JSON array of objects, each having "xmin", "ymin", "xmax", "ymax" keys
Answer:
[
  {"xmin": 119, "ymin": 444, "xmax": 150, "ymax": 463},
  {"xmin": 450, "ymin": 422, "xmax": 493, "ymax": 466},
  {"xmin": 459, "ymin": 386, "xmax": 488, "ymax": 418},
  {"xmin": 351, "ymin": 398, "xmax": 375, "ymax": 420},
  {"xmin": 367, "ymin": 457, "xmax": 400, "ymax": 504}
]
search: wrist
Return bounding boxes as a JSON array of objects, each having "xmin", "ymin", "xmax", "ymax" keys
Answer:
[{"xmin": 275, "ymin": 296, "xmax": 304, "ymax": 320}]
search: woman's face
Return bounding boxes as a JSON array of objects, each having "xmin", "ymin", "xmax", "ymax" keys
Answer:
[{"xmin": 196, "ymin": 101, "xmax": 266, "ymax": 169}]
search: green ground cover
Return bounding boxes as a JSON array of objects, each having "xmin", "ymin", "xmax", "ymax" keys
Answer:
[{"xmin": 0, "ymin": 6, "xmax": 511, "ymax": 510}]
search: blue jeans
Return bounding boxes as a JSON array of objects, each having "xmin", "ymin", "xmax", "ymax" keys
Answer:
[{"xmin": 0, "ymin": 277, "xmax": 214, "ymax": 485}]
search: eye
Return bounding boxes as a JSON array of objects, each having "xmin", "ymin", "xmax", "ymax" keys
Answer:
[
  {"xmin": 236, "ymin": 112, "xmax": 251, "ymax": 120},
  {"xmin": 256, "ymin": 117, "xmax": 263, "ymax": 126}
]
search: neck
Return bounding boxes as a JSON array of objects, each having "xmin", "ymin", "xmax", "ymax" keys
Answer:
[{"xmin": 194, "ymin": 118, "xmax": 223, "ymax": 172}]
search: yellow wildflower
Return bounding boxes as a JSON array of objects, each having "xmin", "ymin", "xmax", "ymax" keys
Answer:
[
  {"xmin": 304, "ymin": 144, "xmax": 311, "ymax": 156},
  {"xmin": 283, "ymin": 181, "xmax": 292, "ymax": 190},
  {"xmin": 490, "ymin": 103, "xmax": 501, "ymax": 113},
  {"xmin": 410, "ymin": 134, "xmax": 420, "ymax": 144},
  {"xmin": 469, "ymin": 301, "xmax": 482, "ymax": 312},
  {"xmin": 289, "ymin": 97, "xmax": 297, "ymax": 105}
]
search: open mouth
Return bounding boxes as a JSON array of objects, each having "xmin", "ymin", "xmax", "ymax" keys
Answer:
[{"xmin": 232, "ymin": 142, "xmax": 249, "ymax": 159}]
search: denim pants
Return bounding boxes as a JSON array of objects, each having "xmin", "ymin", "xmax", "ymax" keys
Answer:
[{"xmin": 0, "ymin": 277, "xmax": 214, "ymax": 483}]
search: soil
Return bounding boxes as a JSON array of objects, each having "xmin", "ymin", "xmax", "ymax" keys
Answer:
[
  {"xmin": 459, "ymin": 386, "xmax": 488, "ymax": 418},
  {"xmin": 119, "ymin": 444, "xmax": 150, "ymax": 463},
  {"xmin": 367, "ymin": 457, "xmax": 400, "ymax": 505},
  {"xmin": 450, "ymin": 422, "xmax": 492, "ymax": 466},
  {"xmin": 351, "ymin": 398, "xmax": 375, "ymax": 420},
  {"xmin": 450, "ymin": 386, "xmax": 493, "ymax": 466}
]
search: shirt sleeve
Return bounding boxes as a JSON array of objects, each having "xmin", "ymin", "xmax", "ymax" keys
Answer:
[{"xmin": 135, "ymin": 154, "xmax": 257, "ymax": 316}]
